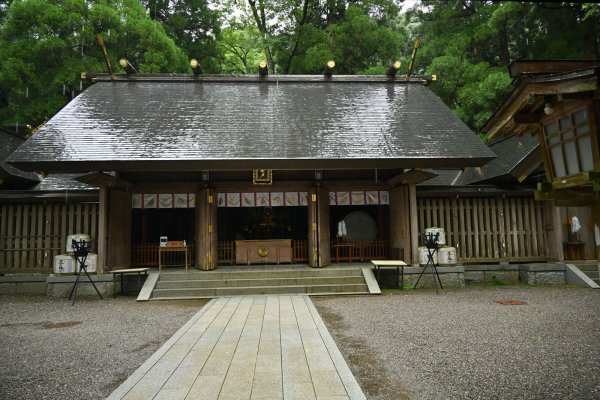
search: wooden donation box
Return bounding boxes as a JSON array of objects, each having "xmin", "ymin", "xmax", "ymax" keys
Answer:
[{"xmin": 235, "ymin": 239, "xmax": 292, "ymax": 265}]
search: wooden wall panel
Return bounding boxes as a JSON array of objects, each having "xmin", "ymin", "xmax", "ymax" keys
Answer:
[
  {"xmin": 417, "ymin": 195, "xmax": 549, "ymax": 263},
  {"xmin": 0, "ymin": 202, "xmax": 99, "ymax": 273}
]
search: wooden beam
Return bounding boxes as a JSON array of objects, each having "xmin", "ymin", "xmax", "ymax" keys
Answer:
[
  {"xmin": 512, "ymin": 113, "xmax": 541, "ymax": 124},
  {"xmin": 76, "ymin": 172, "xmax": 134, "ymax": 190},
  {"xmin": 560, "ymin": 91, "xmax": 597, "ymax": 100},
  {"xmin": 535, "ymin": 186, "xmax": 596, "ymax": 206},
  {"xmin": 386, "ymin": 169, "xmax": 438, "ymax": 187},
  {"xmin": 551, "ymin": 171, "xmax": 600, "ymax": 190},
  {"xmin": 508, "ymin": 60, "xmax": 600, "ymax": 78}
]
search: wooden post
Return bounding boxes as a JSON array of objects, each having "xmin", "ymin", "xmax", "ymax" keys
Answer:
[
  {"xmin": 196, "ymin": 187, "xmax": 217, "ymax": 270},
  {"xmin": 544, "ymin": 200, "xmax": 564, "ymax": 261},
  {"xmin": 317, "ymin": 187, "xmax": 331, "ymax": 267},
  {"xmin": 307, "ymin": 186, "xmax": 331, "ymax": 267},
  {"xmin": 97, "ymin": 187, "xmax": 108, "ymax": 274},
  {"xmin": 408, "ymin": 183, "xmax": 419, "ymax": 265},
  {"xmin": 106, "ymin": 189, "xmax": 132, "ymax": 270},
  {"xmin": 389, "ymin": 186, "xmax": 413, "ymax": 264},
  {"xmin": 593, "ymin": 195, "xmax": 600, "ymax": 276}
]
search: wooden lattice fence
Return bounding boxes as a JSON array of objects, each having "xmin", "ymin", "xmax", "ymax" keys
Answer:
[
  {"xmin": 0, "ymin": 203, "xmax": 99, "ymax": 273},
  {"xmin": 418, "ymin": 196, "xmax": 548, "ymax": 263}
]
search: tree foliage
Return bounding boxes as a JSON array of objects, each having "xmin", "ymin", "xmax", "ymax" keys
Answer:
[
  {"xmin": 410, "ymin": 0, "xmax": 600, "ymax": 131},
  {"xmin": 2, "ymin": 0, "xmax": 600, "ymax": 135},
  {"xmin": 142, "ymin": 0, "xmax": 221, "ymax": 72},
  {"xmin": 0, "ymin": 0, "xmax": 189, "ymax": 125},
  {"xmin": 223, "ymin": 0, "xmax": 408, "ymax": 74}
]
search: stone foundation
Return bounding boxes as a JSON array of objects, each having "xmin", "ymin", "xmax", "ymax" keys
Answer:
[
  {"xmin": 464, "ymin": 265, "xmax": 520, "ymax": 285},
  {"xmin": 0, "ymin": 274, "xmax": 115, "ymax": 298},
  {"xmin": 46, "ymin": 275, "xmax": 115, "ymax": 298},
  {"xmin": 518, "ymin": 263, "xmax": 565, "ymax": 285}
]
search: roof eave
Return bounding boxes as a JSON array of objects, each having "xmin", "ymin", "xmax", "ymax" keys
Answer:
[
  {"xmin": 9, "ymin": 156, "xmax": 496, "ymax": 174},
  {"xmin": 482, "ymin": 68, "xmax": 599, "ymax": 138},
  {"xmin": 82, "ymin": 72, "xmax": 438, "ymax": 85}
]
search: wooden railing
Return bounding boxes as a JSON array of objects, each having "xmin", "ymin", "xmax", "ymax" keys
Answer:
[
  {"xmin": 292, "ymin": 239, "xmax": 308, "ymax": 262},
  {"xmin": 0, "ymin": 203, "xmax": 99, "ymax": 273},
  {"xmin": 132, "ymin": 239, "xmax": 384, "ymax": 266},
  {"xmin": 132, "ymin": 243, "xmax": 158, "ymax": 266},
  {"xmin": 132, "ymin": 243, "xmax": 195, "ymax": 267},
  {"xmin": 218, "ymin": 241, "xmax": 235, "ymax": 265},
  {"xmin": 330, "ymin": 239, "xmax": 389, "ymax": 263},
  {"xmin": 418, "ymin": 196, "xmax": 548, "ymax": 263}
]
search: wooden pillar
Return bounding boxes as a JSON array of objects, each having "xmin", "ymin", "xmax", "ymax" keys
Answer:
[
  {"xmin": 196, "ymin": 187, "xmax": 218, "ymax": 270},
  {"xmin": 408, "ymin": 183, "xmax": 419, "ymax": 265},
  {"xmin": 593, "ymin": 195, "xmax": 600, "ymax": 272},
  {"xmin": 97, "ymin": 187, "xmax": 108, "ymax": 274},
  {"xmin": 390, "ymin": 186, "xmax": 418, "ymax": 264},
  {"xmin": 106, "ymin": 188, "xmax": 132, "ymax": 270},
  {"xmin": 307, "ymin": 186, "xmax": 331, "ymax": 267},
  {"xmin": 544, "ymin": 200, "xmax": 564, "ymax": 261}
]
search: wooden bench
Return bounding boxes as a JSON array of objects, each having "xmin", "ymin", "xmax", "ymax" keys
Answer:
[
  {"xmin": 111, "ymin": 268, "xmax": 150, "ymax": 297},
  {"xmin": 371, "ymin": 260, "xmax": 407, "ymax": 289}
]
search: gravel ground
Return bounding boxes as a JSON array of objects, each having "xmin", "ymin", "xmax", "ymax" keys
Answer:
[
  {"xmin": 313, "ymin": 286, "xmax": 600, "ymax": 400},
  {"xmin": 0, "ymin": 295, "xmax": 207, "ymax": 400},
  {"xmin": 1, "ymin": 287, "xmax": 599, "ymax": 400}
]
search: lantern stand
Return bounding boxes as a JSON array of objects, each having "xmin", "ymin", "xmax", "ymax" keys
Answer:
[
  {"xmin": 413, "ymin": 232, "xmax": 443, "ymax": 293},
  {"xmin": 68, "ymin": 240, "xmax": 103, "ymax": 305}
]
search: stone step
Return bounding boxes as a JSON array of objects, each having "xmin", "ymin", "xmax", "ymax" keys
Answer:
[
  {"xmin": 151, "ymin": 283, "xmax": 369, "ymax": 298},
  {"xmin": 158, "ymin": 268, "xmax": 363, "ymax": 281},
  {"xmin": 582, "ymin": 271, "xmax": 598, "ymax": 279},
  {"xmin": 150, "ymin": 291, "xmax": 369, "ymax": 300},
  {"xmin": 155, "ymin": 276, "xmax": 366, "ymax": 289}
]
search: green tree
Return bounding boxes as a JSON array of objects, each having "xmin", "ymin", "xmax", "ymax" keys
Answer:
[
  {"xmin": 219, "ymin": 26, "xmax": 264, "ymax": 74},
  {"xmin": 225, "ymin": 0, "xmax": 406, "ymax": 74},
  {"xmin": 327, "ymin": 5, "xmax": 406, "ymax": 74},
  {"xmin": 410, "ymin": 0, "xmax": 600, "ymax": 131},
  {"xmin": 0, "ymin": 0, "xmax": 188, "ymax": 125},
  {"xmin": 142, "ymin": 0, "xmax": 222, "ymax": 72}
]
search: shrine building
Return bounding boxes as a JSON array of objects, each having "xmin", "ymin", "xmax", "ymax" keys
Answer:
[{"xmin": 6, "ymin": 71, "xmax": 495, "ymax": 272}]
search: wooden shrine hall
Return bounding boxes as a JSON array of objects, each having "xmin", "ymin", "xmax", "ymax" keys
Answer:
[{"xmin": 7, "ymin": 71, "xmax": 495, "ymax": 273}]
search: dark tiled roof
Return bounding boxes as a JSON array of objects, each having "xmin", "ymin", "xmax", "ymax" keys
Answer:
[
  {"xmin": 31, "ymin": 174, "xmax": 97, "ymax": 192},
  {"xmin": 8, "ymin": 79, "xmax": 495, "ymax": 172},
  {"xmin": 0, "ymin": 130, "xmax": 40, "ymax": 183},
  {"xmin": 462, "ymin": 134, "xmax": 540, "ymax": 184},
  {"xmin": 418, "ymin": 169, "xmax": 465, "ymax": 186}
]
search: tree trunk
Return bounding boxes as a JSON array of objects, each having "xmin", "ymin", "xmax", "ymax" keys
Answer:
[{"xmin": 248, "ymin": 0, "xmax": 276, "ymax": 73}]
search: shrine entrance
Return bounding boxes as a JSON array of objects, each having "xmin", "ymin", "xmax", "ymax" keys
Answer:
[{"xmin": 217, "ymin": 206, "xmax": 309, "ymax": 265}]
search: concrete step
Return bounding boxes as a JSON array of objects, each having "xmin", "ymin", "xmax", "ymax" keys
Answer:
[
  {"xmin": 155, "ymin": 276, "xmax": 366, "ymax": 289},
  {"xmin": 151, "ymin": 283, "xmax": 369, "ymax": 298},
  {"xmin": 158, "ymin": 268, "xmax": 363, "ymax": 281}
]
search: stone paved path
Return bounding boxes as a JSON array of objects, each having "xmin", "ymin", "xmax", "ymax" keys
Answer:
[{"xmin": 108, "ymin": 295, "xmax": 366, "ymax": 400}]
